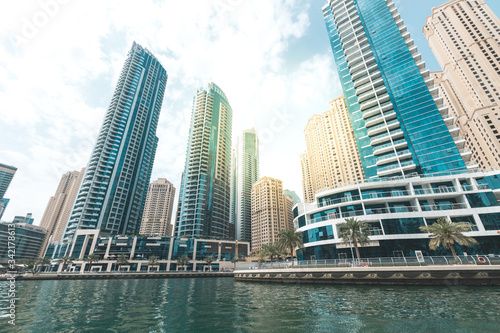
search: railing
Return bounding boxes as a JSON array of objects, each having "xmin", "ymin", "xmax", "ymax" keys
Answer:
[{"xmin": 237, "ymin": 255, "xmax": 500, "ymax": 270}]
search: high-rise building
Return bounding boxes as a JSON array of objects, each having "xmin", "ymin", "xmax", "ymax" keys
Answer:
[
  {"xmin": 230, "ymin": 128, "xmax": 259, "ymax": 243},
  {"xmin": 39, "ymin": 168, "xmax": 85, "ymax": 255},
  {"xmin": 0, "ymin": 222, "xmax": 47, "ymax": 259},
  {"xmin": 139, "ymin": 178, "xmax": 176, "ymax": 237},
  {"xmin": 301, "ymin": 95, "xmax": 365, "ymax": 202},
  {"xmin": 323, "ymin": 0, "xmax": 471, "ymax": 180},
  {"xmin": 283, "ymin": 190, "xmax": 301, "ymax": 204},
  {"xmin": 175, "ymin": 83, "xmax": 233, "ymax": 239},
  {"xmin": 251, "ymin": 177, "xmax": 293, "ymax": 253},
  {"xmin": 292, "ymin": 0, "xmax": 500, "ymax": 261},
  {"xmin": 0, "ymin": 198, "xmax": 9, "ymax": 220},
  {"xmin": 0, "ymin": 163, "xmax": 17, "ymax": 200},
  {"xmin": 62, "ymin": 42, "xmax": 167, "ymax": 246},
  {"xmin": 13, "ymin": 213, "xmax": 34, "ymax": 225},
  {"xmin": 423, "ymin": 0, "xmax": 500, "ymax": 169}
]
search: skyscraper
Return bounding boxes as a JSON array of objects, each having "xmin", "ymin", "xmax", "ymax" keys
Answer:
[
  {"xmin": 230, "ymin": 128, "xmax": 259, "ymax": 243},
  {"xmin": 175, "ymin": 83, "xmax": 233, "ymax": 239},
  {"xmin": 323, "ymin": 0, "xmax": 470, "ymax": 180},
  {"xmin": 301, "ymin": 95, "xmax": 364, "ymax": 202},
  {"xmin": 0, "ymin": 163, "xmax": 17, "ymax": 200},
  {"xmin": 139, "ymin": 178, "xmax": 176, "ymax": 237},
  {"xmin": 62, "ymin": 42, "xmax": 167, "ymax": 246},
  {"xmin": 39, "ymin": 168, "xmax": 85, "ymax": 255},
  {"xmin": 423, "ymin": 0, "xmax": 500, "ymax": 169},
  {"xmin": 292, "ymin": 0, "xmax": 500, "ymax": 260},
  {"xmin": 251, "ymin": 176, "xmax": 293, "ymax": 253}
]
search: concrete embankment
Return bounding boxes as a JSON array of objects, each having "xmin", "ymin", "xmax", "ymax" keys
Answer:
[
  {"xmin": 234, "ymin": 265, "xmax": 500, "ymax": 286},
  {"xmin": 1, "ymin": 271, "xmax": 233, "ymax": 281}
]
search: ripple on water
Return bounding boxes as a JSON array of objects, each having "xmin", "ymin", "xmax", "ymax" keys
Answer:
[{"xmin": 0, "ymin": 279, "xmax": 499, "ymax": 333}]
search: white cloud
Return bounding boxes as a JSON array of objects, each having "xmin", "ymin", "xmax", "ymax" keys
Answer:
[{"xmin": 0, "ymin": 0, "xmax": 338, "ymax": 223}]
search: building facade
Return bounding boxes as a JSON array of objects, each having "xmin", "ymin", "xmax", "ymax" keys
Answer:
[
  {"xmin": 230, "ymin": 128, "xmax": 259, "ymax": 243},
  {"xmin": 293, "ymin": 0, "xmax": 499, "ymax": 260},
  {"xmin": 175, "ymin": 83, "xmax": 233, "ymax": 239},
  {"xmin": 323, "ymin": 0, "xmax": 472, "ymax": 181},
  {"xmin": 423, "ymin": 0, "xmax": 500, "ymax": 169},
  {"xmin": 62, "ymin": 42, "xmax": 167, "ymax": 248},
  {"xmin": 39, "ymin": 168, "xmax": 85, "ymax": 255},
  {"xmin": 295, "ymin": 170, "xmax": 500, "ymax": 259},
  {"xmin": 48, "ymin": 229, "xmax": 249, "ymax": 272},
  {"xmin": 251, "ymin": 177, "xmax": 293, "ymax": 253},
  {"xmin": 0, "ymin": 163, "xmax": 16, "ymax": 200},
  {"xmin": 301, "ymin": 95, "xmax": 365, "ymax": 202},
  {"xmin": 284, "ymin": 190, "xmax": 301, "ymax": 204},
  {"xmin": 12, "ymin": 213, "xmax": 34, "ymax": 225},
  {"xmin": 0, "ymin": 222, "xmax": 47, "ymax": 262},
  {"xmin": 0, "ymin": 198, "xmax": 9, "ymax": 220},
  {"xmin": 139, "ymin": 178, "xmax": 176, "ymax": 237}
]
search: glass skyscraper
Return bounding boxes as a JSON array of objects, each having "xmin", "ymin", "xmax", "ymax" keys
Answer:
[
  {"xmin": 323, "ymin": 0, "xmax": 471, "ymax": 180},
  {"xmin": 230, "ymin": 128, "xmax": 259, "ymax": 243},
  {"xmin": 62, "ymin": 42, "xmax": 167, "ymax": 245},
  {"xmin": 175, "ymin": 83, "xmax": 233, "ymax": 239},
  {"xmin": 0, "ymin": 163, "xmax": 17, "ymax": 200},
  {"xmin": 293, "ymin": 0, "xmax": 500, "ymax": 260}
]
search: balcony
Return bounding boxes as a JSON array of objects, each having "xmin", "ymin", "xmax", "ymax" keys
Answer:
[
  {"xmin": 373, "ymin": 139, "xmax": 407, "ymax": 155},
  {"xmin": 377, "ymin": 160, "xmax": 416, "ymax": 177},
  {"xmin": 370, "ymin": 129, "xmax": 404, "ymax": 146},
  {"xmin": 367, "ymin": 119, "xmax": 400, "ymax": 137},
  {"xmin": 376, "ymin": 149, "xmax": 411, "ymax": 166}
]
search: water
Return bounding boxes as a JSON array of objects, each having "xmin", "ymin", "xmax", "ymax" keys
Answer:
[{"xmin": 1, "ymin": 278, "xmax": 500, "ymax": 332}]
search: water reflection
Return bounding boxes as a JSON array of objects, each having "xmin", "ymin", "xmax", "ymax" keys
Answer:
[{"xmin": 1, "ymin": 278, "xmax": 499, "ymax": 332}]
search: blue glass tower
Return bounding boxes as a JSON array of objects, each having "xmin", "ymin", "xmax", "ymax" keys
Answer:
[
  {"xmin": 62, "ymin": 42, "xmax": 167, "ymax": 245},
  {"xmin": 323, "ymin": 0, "xmax": 470, "ymax": 179},
  {"xmin": 175, "ymin": 83, "xmax": 233, "ymax": 239},
  {"xmin": 0, "ymin": 163, "xmax": 17, "ymax": 200}
]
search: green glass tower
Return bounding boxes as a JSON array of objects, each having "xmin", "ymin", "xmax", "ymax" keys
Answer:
[{"xmin": 175, "ymin": 83, "xmax": 233, "ymax": 239}]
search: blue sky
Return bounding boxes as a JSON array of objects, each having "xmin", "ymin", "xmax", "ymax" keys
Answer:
[{"xmin": 1, "ymin": 0, "xmax": 499, "ymax": 225}]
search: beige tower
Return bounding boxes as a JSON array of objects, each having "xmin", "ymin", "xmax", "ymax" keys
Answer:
[
  {"xmin": 140, "ymin": 178, "xmax": 176, "ymax": 236},
  {"xmin": 301, "ymin": 95, "xmax": 364, "ymax": 202},
  {"xmin": 424, "ymin": 0, "xmax": 500, "ymax": 168},
  {"xmin": 39, "ymin": 168, "xmax": 85, "ymax": 255},
  {"xmin": 251, "ymin": 177, "xmax": 293, "ymax": 253}
]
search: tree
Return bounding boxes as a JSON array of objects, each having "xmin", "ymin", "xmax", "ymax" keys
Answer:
[
  {"xmin": 419, "ymin": 218, "xmax": 478, "ymax": 259},
  {"xmin": 176, "ymin": 255, "xmax": 190, "ymax": 271},
  {"xmin": 231, "ymin": 256, "xmax": 239, "ymax": 270},
  {"xmin": 58, "ymin": 256, "xmax": 73, "ymax": 272},
  {"xmin": 116, "ymin": 254, "xmax": 129, "ymax": 272},
  {"xmin": 338, "ymin": 218, "xmax": 371, "ymax": 262},
  {"xmin": 203, "ymin": 256, "xmax": 214, "ymax": 271},
  {"xmin": 262, "ymin": 243, "xmax": 280, "ymax": 262},
  {"xmin": 277, "ymin": 229, "xmax": 303, "ymax": 264},
  {"xmin": 85, "ymin": 254, "xmax": 101, "ymax": 271},
  {"xmin": 257, "ymin": 251, "xmax": 266, "ymax": 268},
  {"xmin": 148, "ymin": 255, "xmax": 159, "ymax": 266},
  {"xmin": 36, "ymin": 257, "xmax": 51, "ymax": 272}
]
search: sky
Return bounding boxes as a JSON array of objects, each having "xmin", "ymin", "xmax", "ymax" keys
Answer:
[{"xmin": 1, "ymin": 0, "xmax": 499, "ymax": 225}]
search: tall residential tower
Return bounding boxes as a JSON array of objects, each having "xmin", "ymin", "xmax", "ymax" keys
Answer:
[
  {"xmin": 62, "ymin": 42, "xmax": 167, "ymax": 247},
  {"xmin": 424, "ymin": 0, "xmax": 500, "ymax": 169},
  {"xmin": 301, "ymin": 95, "xmax": 364, "ymax": 202},
  {"xmin": 139, "ymin": 178, "xmax": 176, "ymax": 237},
  {"xmin": 230, "ymin": 128, "xmax": 259, "ymax": 243},
  {"xmin": 175, "ymin": 83, "xmax": 233, "ymax": 239}
]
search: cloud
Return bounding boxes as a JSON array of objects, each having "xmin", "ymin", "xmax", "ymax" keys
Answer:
[{"xmin": 0, "ymin": 0, "xmax": 337, "ymax": 224}]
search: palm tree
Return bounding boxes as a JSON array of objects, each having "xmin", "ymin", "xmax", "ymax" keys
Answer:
[
  {"xmin": 58, "ymin": 256, "xmax": 73, "ymax": 272},
  {"xmin": 177, "ymin": 255, "xmax": 190, "ymax": 271},
  {"xmin": 85, "ymin": 254, "xmax": 101, "ymax": 271},
  {"xmin": 419, "ymin": 218, "xmax": 478, "ymax": 259},
  {"xmin": 116, "ymin": 254, "xmax": 129, "ymax": 272},
  {"xmin": 277, "ymin": 229, "xmax": 303, "ymax": 264},
  {"xmin": 231, "ymin": 256, "xmax": 239, "ymax": 270},
  {"xmin": 262, "ymin": 243, "xmax": 280, "ymax": 262},
  {"xmin": 148, "ymin": 255, "xmax": 160, "ymax": 272},
  {"xmin": 36, "ymin": 257, "xmax": 51, "ymax": 273},
  {"xmin": 338, "ymin": 218, "xmax": 371, "ymax": 262},
  {"xmin": 203, "ymin": 256, "xmax": 214, "ymax": 272}
]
